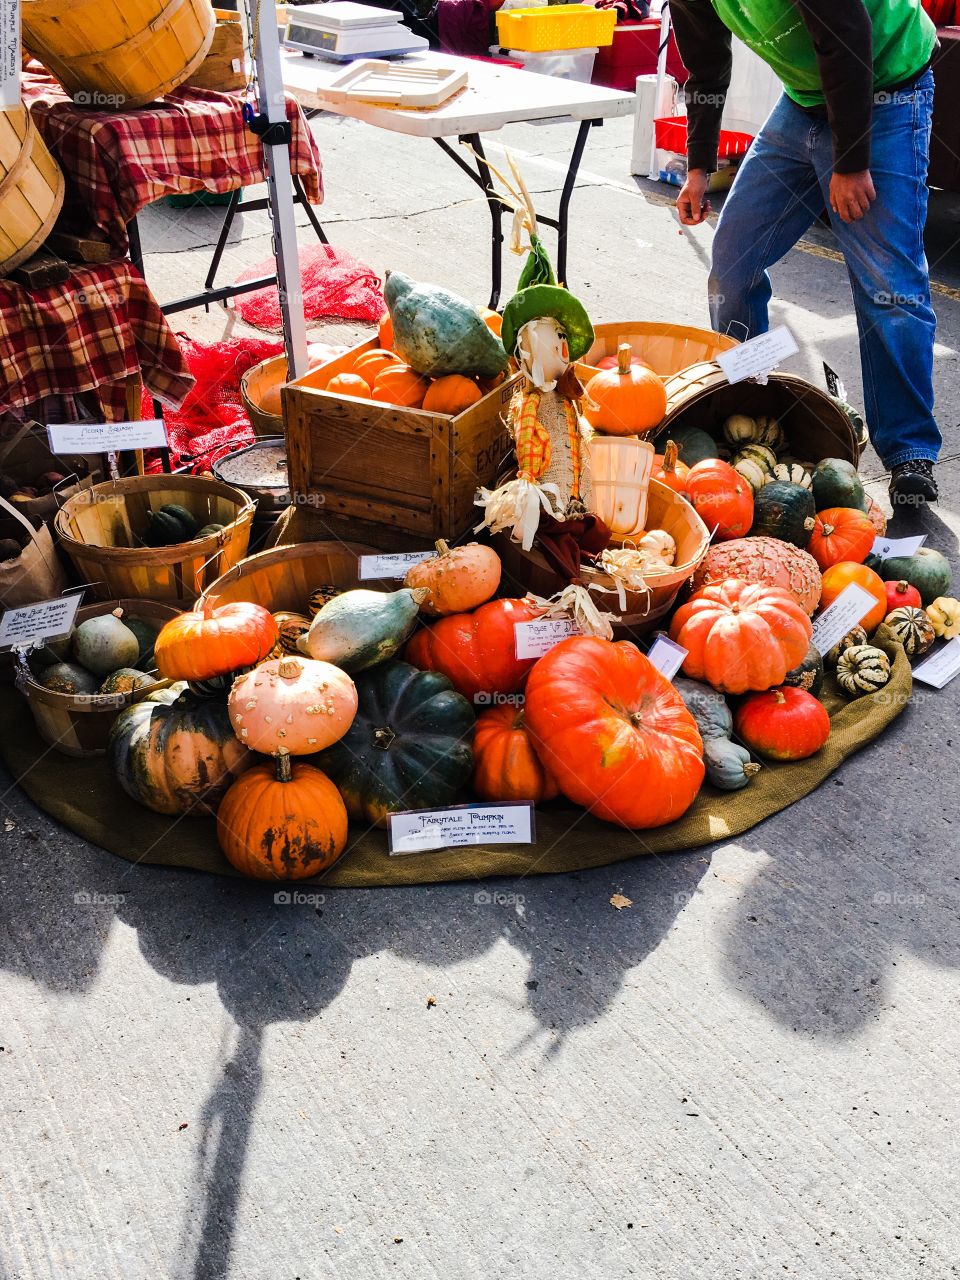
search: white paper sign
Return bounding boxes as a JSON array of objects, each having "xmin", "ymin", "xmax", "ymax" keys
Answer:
[
  {"xmin": 913, "ymin": 639, "xmax": 960, "ymax": 689},
  {"xmin": 514, "ymin": 617, "xmax": 580, "ymax": 660},
  {"xmin": 47, "ymin": 420, "xmax": 169, "ymax": 453},
  {"xmin": 0, "ymin": 594, "xmax": 83, "ymax": 650},
  {"xmin": 647, "ymin": 635, "xmax": 687, "ymax": 681},
  {"xmin": 811, "ymin": 583, "xmax": 878, "ymax": 655},
  {"xmin": 871, "ymin": 533, "xmax": 926, "ymax": 561},
  {"xmin": 0, "ymin": 0, "xmax": 20, "ymax": 110},
  {"xmin": 716, "ymin": 325, "xmax": 799, "ymax": 385},
  {"xmin": 388, "ymin": 804, "xmax": 535, "ymax": 855},
  {"xmin": 359, "ymin": 551, "xmax": 433, "ymax": 580}
]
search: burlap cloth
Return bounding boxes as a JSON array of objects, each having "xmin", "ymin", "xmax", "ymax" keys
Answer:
[{"xmin": 0, "ymin": 631, "xmax": 910, "ymax": 887}]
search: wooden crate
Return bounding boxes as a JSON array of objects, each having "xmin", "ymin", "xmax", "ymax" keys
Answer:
[
  {"xmin": 283, "ymin": 340, "xmax": 519, "ymax": 547},
  {"xmin": 185, "ymin": 9, "xmax": 245, "ymax": 93}
]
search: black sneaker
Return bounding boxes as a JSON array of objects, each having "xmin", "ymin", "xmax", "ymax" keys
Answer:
[{"xmin": 890, "ymin": 459, "xmax": 938, "ymax": 507}]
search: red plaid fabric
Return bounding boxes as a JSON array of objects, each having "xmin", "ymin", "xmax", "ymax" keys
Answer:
[
  {"xmin": 0, "ymin": 261, "xmax": 194, "ymax": 421},
  {"xmin": 23, "ymin": 69, "xmax": 323, "ymax": 253}
]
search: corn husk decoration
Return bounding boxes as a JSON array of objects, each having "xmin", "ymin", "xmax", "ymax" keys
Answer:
[
  {"xmin": 594, "ymin": 532, "xmax": 676, "ymax": 611},
  {"xmin": 529, "ymin": 581, "xmax": 620, "ymax": 641}
]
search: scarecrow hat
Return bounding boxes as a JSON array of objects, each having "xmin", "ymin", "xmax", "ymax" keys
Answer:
[{"xmin": 500, "ymin": 236, "xmax": 594, "ymax": 363}]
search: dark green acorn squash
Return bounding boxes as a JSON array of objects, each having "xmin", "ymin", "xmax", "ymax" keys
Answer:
[
  {"xmin": 124, "ymin": 617, "xmax": 162, "ymax": 670},
  {"xmin": 811, "ymin": 458, "xmax": 867, "ymax": 513},
  {"xmin": 143, "ymin": 503, "xmax": 200, "ymax": 547},
  {"xmin": 749, "ymin": 480, "xmax": 816, "ymax": 547},
  {"xmin": 783, "ymin": 641, "xmax": 824, "ymax": 697},
  {"xmin": 879, "ymin": 547, "xmax": 951, "ymax": 606},
  {"xmin": 659, "ymin": 425, "xmax": 719, "ymax": 467},
  {"xmin": 317, "ymin": 660, "xmax": 475, "ymax": 827}
]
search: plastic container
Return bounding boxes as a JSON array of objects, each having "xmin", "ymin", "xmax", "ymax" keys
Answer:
[
  {"xmin": 655, "ymin": 115, "xmax": 754, "ymax": 159},
  {"xmin": 495, "ymin": 5, "xmax": 616, "ymax": 52},
  {"xmin": 505, "ymin": 46, "xmax": 598, "ymax": 81}
]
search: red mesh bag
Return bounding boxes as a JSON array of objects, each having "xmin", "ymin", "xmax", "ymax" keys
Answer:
[{"xmin": 232, "ymin": 244, "xmax": 385, "ymax": 331}]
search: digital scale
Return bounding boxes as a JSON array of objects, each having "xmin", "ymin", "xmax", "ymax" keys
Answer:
[{"xmin": 283, "ymin": 3, "xmax": 429, "ymax": 61}]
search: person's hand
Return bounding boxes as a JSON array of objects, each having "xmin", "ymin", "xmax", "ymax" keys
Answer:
[
  {"xmin": 677, "ymin": 169, "xmax": 712, "ymax": 225},
  {"xmin": 829, "ymin": 171, "xmax": 876, "ymax": 223}
]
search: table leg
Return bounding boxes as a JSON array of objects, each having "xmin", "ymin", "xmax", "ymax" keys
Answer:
[
  {"xmin": 293, "ymin": 174, "xmax": 330, "ymax": 247},
  {"xmin": 467, "ymin": 134, "xmax": 504, "ymax": 311},
  {"xmin": 556, "ymin": 119, "xmax": 594, "ymax": 288},
  {"xmin": 127, "ymin": 217, "xmax": 144, "ymax": 277},
  {"xmin": 204, "ymin": 187, "xmax": 244, "ymax": 291}
]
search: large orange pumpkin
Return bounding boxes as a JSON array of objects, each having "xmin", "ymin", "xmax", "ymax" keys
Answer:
[
  {"xmin": 422, "ymin": 374, "xmax": 483, "ymax": 415},
  {"xmin": 371, "ymin": 364, "xmax": 430, "ymax": 408},
  {"xmin": 583, "ymin": 344, "xmax": 667, "ymax": 435},
  {"xmin": 217, "ymin": 751, "xmax": 348, "ymax": 880},
  {"xmin": 808, "ymin": 507, "xmax": 875, "ymax": 570},
  {"xmin": 228, "ymin": 655, "xmax": 357, "ymax": 754},
  {"xmin": 155, "ymin": 603, "xmax": 278, "ymax": 683},
  {"xmin": 404, "ymin": 539, "xmax": 501, "ymax": 616},
  {"xmin": 523, "ymin": 636, "xmax": 704, "ymax": 829},
  {"xmin": 684, "ymin": 458, "xmax": 754, "ymax": 541},
  {"xmin": 669, "ymin": 578, "xmax": 813, "ymax": 694},
  {"xmin": 472, "ymin": 704, "xmax": 559, "ymax": 804},
  {"xmin": 405, "ymin": 597, "xmax": 543, "ymax": 701},
  {"xmin": 818, "ymin": 562, "xmax": 887, "ymax": 631}
]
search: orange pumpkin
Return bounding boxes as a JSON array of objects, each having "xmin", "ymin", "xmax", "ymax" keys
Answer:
[
  {"xmin": 807, "ymin": 506, "xmax": 875, "ymax": 570},
  {"xmin": 155, "ymin": 603, "xmax": 278, "ymax": 683},
  {"xmin": 325, "ymin": 372, "xmax": 371, "ymax": 398},
  {"xmin": 422, "ymin": 374, "xmax": 483, "ymax": 415},
  {"xmin": 353, "ymin": 348, "xmax": 403, "ymax": 382},
  {"xmin": 371, "ymin": 364, "xmax": 430, "ymax": 408},
  {"xmin": 583, "ymin": 343, "xmax": 667, "ymax": 435},
  {"xmin": 217, "ymin": 751, "xmax": 348, "ymax": 880},
  {"xmin": 669, "ymin": 578, "xmax": 813, "ymax": 694},
  {"xmin": 818, "ymin": 562, "xmax": 887, "ymax": 631},
  {"xmin": 404, "ymin": 539, "xmax": 501, "ymax": 616},
  {"xmin": 480, "ymin": 308, "xmax": 503, "ymax": 336},
  {"xmin": 227, "ymin": 655, "xmax": 357, "ymax": 755},
  {"xmin": 472, "ymin": 704, "xmax": 559, "ymax": 804},
  {"xmin": 652, "ymin": 439, "xmax": 689, "ymax": 494},
  {"xmin": 377, "ymin": 313, "xmax": 393, "ymax": 348}
]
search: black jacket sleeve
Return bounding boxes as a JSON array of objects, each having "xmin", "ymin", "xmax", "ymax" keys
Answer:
[
  {"xmin": 793, "ymin": 0, "xmax": 874, "ymax": 173},
  {"xmin": 669, "ymin": 0, "xmax": 733, "ymax": 173}
]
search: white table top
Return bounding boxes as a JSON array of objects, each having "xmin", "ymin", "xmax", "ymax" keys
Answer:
[{"xmin": 282, "ymin": 49, "xmax": 635, "ymax": 137}]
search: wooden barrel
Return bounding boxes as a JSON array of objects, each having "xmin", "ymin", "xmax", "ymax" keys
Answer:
[
  {"xmin": 54, "ymin": 473, "xmax": 254, "ymax": 604},
  {"xmin": 0, "ymin": 106, "xmax": 65, "ymax": 276},
  {"xmin": 198, "ymin": 540, "xmax": 394, "ymax": 614},
  {"xmin": 22, "ymin": 0, "xmax": 216, "ymax": 111},
  {"xmin": 16, "ymin": 598, "xmax": 177, "ymax": 756},
  {"xmin": 495, "ymin": 479, "xmax": 711, "ymax": 638},
  {"xmin": 659, "ymin": 362, "xmax": 859, "ymax": 464},
  {"xmin": 585, "ymin": 322, "xmax": 739, "ymax": 378}
]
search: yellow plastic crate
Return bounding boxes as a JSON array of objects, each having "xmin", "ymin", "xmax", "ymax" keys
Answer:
[{"xmin": 495, "ymin": 4, "xmax": 617, "ymax": 52}]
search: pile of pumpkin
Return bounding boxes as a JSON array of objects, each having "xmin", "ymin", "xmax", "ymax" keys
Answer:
[{"xmin": 311, "ymin": 270, "xmax": 508, "ymax": 414}]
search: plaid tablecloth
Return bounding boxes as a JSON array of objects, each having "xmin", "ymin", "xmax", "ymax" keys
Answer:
[
  {"xmin": 0, "ymin": 261, "xmax": 194, "ymax": 421},
  {"xmin": 22, "ymin": 69, "xmax": 324, "ymax": 253}
]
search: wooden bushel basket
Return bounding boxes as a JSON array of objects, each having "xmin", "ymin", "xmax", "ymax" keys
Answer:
[
  {"xmin": 16, "ymin": 598, "xmax": 178, "ymax": 756},
  {"xmin": 198, "ymin": 540, "xmax": 397, "ymax": 613},
  {"xmin": 239, "ymin": 353, "xmax": 287, "ymax": 439},
  {"xmin": 54, "ymin": 474, "xmax": 254, "ymax": 604},
  {"xmin": 494, "ymin": 479, "xmax": 711, "ymax": 638},
  {"xmin": 22, "ymin": 0, "xmax": 216, "ymax": 110},
  {"xmin": 585, "ymin": 321, "xmax": 739, "ymax": 378},
  {"xmin": 0, "ymin": 106, "xmax": 65, "ymax": 276}
]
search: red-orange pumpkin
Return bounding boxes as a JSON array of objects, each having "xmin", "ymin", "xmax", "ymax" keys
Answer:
[
  {"xmin": 684, "ymin": 458, "xmax": 754, "ymax": 541},
  {"xmin": 583, "ymin": 344, "xmax": 667, "ymax": 436},
  {"xmin": 217, "ymin": 751, "xmax": 348, "ymax": 880},
  {"xmin": 523, "ymin": 636, "xmax": 704, "ymax": 829},
  {"xmin": 422, "ymin": 374, "xmax": 483, "ymax": 415},
  {"xmin": 818, "ymin": 562, "xmax": 888, "ymax": 631},
  {"xmin": 652, "ymin": 439, "xmax": 689, "ymax": 494},
  {"xmin": 405, "ymin": 597, "xmax": 543, "ymax": 701},
  {"xmin": 371, "ymin": 364, "xmax": 430, "ymax": 408},
  {"xmin": 669, "ymin": 578, "xmax": 813, "ymax": 694},
  {"xmin": 734, "ymin": 687, "xmax": 830, "ymax": 761},
  {"xmin": 808, "ymin": 506, "xmax": 875, "ymax": 570},
  {"xmin": 154, "ymin": 603, "xmax": 278, "ymax": 683},
  {"xmin": 472, "ymin": 704, "xmax": 559, "ymax": 804}
]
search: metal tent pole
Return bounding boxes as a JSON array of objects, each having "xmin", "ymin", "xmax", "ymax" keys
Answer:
[{"xmin": 241, "ymin": 0, "xmax": 309, "ymax": 380}]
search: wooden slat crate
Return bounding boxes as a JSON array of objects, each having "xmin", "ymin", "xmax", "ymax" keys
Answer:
[
  {"xmin": 283, "ymin": 340, "xmax": 519, "ymax": 548},
  {"xmin": 185, "ymin": 9, "xmax": 245, "ymax": 93}
]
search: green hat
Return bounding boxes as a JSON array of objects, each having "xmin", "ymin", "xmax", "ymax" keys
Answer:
[{"xmin": 500, "ymin": 237, "xmax": 594, "ymax": 363}]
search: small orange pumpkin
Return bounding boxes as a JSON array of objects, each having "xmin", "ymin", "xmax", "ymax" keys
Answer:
[
  {"xmin": 480, "ymin": 308, "xmax": 503, "ymax": 336},
  {"xmin": 353, "ymin": 348, "xmax": 403, "ymax": 382},
  {"xmin": 652, "ymin": 439, "xmax": 689, "ymax": 494},
  {"xmin": 155, "ymin": 603, "xmax": 278, "ymax": 683},
  {"xmin": 217, "ymin": 750, "xmax": 348, "ymax": 880},
  {"xmin": 404, "ymin": 539, "xmax": 502, "ymax": 616},
  {"xmin": 807, "ymin": 506, "xmax": 875, "ymax": 570},
  {"xmin": 325, "ymin": 372, "xmax": 371, "ymax": 398},
  {"xmin": 371, "ymin": 364, "xmax": 430, "ymax": 408},
  {"xmin": 818, "ymin": 562, "xmax": 887, "ymax": 632},
  {"xmin": 583, "ymin": 344, "xmax": 667, "ymax": 435},
  {"xmin": 472, "ymin": 704, "xmax": 559, "ymax": 804},
  {"xmin": 422, "ymin": 375, "xmax": 483, "ymax": 415}
]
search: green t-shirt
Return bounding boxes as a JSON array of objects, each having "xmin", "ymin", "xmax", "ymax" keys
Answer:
[{"xmin": 709, "ymin": 0, "xmax": 937, "ymax": 106}]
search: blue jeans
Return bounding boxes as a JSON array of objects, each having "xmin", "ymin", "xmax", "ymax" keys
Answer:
[{"xmin": 708, "ymin": 71, "xmax": 939, "ymax": 470}]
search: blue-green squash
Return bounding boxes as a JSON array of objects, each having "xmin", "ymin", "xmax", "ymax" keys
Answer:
[
  {"xmin": 674, "ymin": 676, "xmax": 760, "ymax": 790},
  {"xmin": 879, "ymin": 547, "xmax": 951, "ymax": 606},
  {"xmin": 297, "ymin": 587, "xmax": 426, "ymax": 673},
  {"xmin": 750, "ymin": 480, "xmax": 816, "ymax": 548},
  {"xmin": 384, "ymin": 271, "xmax": 507, "ymax": 380},
  {"xmin": 317, "ymin": 661, "xmax": 475, "ymax": 826},
  {"xmin": 811, "ymin": 458, "xmax": 867, "ymax": 513}
]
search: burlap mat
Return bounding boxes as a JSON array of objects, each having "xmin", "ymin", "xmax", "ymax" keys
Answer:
[{"xmin": 0, "ymin": 631, "xmax": 910, "ymax": 887}]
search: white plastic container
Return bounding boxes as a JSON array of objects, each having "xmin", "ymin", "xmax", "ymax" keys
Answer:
[{"xmin": 504, "ymin": 46, "xmax": 599, "ymax": 82}]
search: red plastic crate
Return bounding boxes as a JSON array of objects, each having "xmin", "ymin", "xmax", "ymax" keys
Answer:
[{"xmin": 654, "ymin": 116, "xmax": 754, "ymax": 158}]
